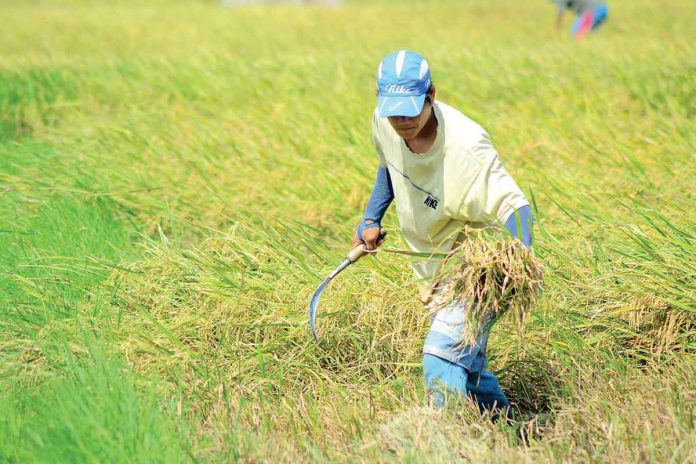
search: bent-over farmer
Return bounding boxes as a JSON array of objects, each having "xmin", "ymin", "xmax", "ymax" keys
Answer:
[
  {"xmin": 554, "ymin": 0, "xmax": 608, "ymax": 37},
  {"xmin": 353, "ymin": 50, "xmax": 533, "ymax": 418}
]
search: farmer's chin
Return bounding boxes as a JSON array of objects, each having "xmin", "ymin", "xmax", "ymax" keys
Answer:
[{"xmin": 395, "ymin": 127, "xmax": 417, "ymax": 139}]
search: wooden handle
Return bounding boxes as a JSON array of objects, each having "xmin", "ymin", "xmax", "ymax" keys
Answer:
[{"xmin": 347, "ymin": 244, "xmax": 367, "ymax": 263}]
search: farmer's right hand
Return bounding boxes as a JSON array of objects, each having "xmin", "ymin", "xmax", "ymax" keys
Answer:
[{"xmin": 353, "ymin": 220, "xmax": 386, "ymax": 251}]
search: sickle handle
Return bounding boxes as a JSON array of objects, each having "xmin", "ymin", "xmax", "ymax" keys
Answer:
[{"xmin": 347, "ymin": 244, "xmax": 367, "ymax": 263}]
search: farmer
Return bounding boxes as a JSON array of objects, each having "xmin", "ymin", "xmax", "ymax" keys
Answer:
[
  {"xmin": 353, "ymin": 50, "xmax": 533, "ymax": 418},
  {"xmin": 554, "ymin": 0, "xmax": 608, "ymax": 38}
]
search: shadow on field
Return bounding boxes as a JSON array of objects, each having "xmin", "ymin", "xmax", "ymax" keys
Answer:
[{"xmin": 497, "ymin": 355, "xmax": 564, "ymax": 440}]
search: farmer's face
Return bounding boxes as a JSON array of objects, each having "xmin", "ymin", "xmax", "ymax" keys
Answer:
[{"xmin": 387, "ymin": 96, "xmax": 433, "ymax": 140}]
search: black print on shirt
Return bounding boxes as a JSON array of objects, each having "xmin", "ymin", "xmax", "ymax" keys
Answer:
[
  {"xmin": 424, "ymin": 195, "xmax": 439, "ymax": 210},
  {"xmin": 387, "ymin": 162, "xmax": 441, "ymax": 211}
]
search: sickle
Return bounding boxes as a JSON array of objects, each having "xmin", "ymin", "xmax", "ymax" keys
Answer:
[
  {"xmin": 308, "ymin": 244, "xmax": 369, "ymax": 342},
  {"xmin": 309, "ymin": 243, "xmax": 367, "ymax": 342}
]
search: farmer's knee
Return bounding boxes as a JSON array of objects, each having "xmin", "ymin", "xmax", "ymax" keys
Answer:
[
  {"xmin": 423, "ymin": 354, "xmax": 467, "ymax": 407},
  {"xmin": 467, "ymin": 370, "xmax": 513, "ymax": 420}
]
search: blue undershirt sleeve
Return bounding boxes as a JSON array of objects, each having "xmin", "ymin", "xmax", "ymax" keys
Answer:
[
  {"xmin": 504, "ymin": 205, "xmax": 533, "ymax": 248},
  {"xmin": 357, "ymin": 166, "xmax": 394, "ymax": 240}
]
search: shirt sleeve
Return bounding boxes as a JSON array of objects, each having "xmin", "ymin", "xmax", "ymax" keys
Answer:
[
  {"xmin": 456, "ymin": 133, "xmax": 530, "ymax": 225},
  {"xmin": 372, "ymin": 110, "xmax": 387, "ymax": 167},
  {"xmin": 504, "ymin": 205, "xmax": 533, "ymax": 248},
  {"xmin": 363, "ymin": 166, "xmax": 394, "ymax": 224}
]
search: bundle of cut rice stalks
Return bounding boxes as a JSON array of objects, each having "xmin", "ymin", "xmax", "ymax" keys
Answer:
[{"xmin": 433, "ymin": 235, "xmax": 544, "ymax": 346}]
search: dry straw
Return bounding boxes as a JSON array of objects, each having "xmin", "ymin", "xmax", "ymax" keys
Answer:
[{"xmin": 433, "ymin": 234, "xmax": 544, "ymax": 346}]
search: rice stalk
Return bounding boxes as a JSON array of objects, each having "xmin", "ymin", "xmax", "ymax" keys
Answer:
[{"xmin": 434, "ymin": 233, "xmax": 544, "ymax": 346}]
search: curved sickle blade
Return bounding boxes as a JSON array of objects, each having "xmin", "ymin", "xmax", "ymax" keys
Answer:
[{"xmin": 309, "ymin": 258, "xmax": 351, "ymax": 341}]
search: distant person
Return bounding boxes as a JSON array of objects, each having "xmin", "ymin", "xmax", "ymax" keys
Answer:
[
  {"xmin": 352, "ymin": 50, "xmax": 533, "ymax": 419},
  {"xmin": 221, "ymin": 0, "xmax": 342, "ymax": 5},
  {"xmin": 555, "ymin": 0, "xmax": 608, "ymax": 38}
]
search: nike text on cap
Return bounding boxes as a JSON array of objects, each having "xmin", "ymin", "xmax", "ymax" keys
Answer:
[{"xmin": 376, "ymin": 50, "xmax": 431, "ymax": 118}]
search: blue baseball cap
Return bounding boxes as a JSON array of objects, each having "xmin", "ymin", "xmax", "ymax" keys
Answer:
[{"xmin": 376, "ymin": 50, "xmax": 431, "ymax": 118}]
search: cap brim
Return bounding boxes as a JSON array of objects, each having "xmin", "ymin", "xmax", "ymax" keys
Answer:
[{"xmin": 377, "ymin": 94, "xmax": 426, "ymax": 118}]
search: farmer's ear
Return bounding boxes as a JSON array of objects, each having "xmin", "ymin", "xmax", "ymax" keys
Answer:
[{"xmin": 424, "ymin": 85, "xmax": 436, "ymax": 106}]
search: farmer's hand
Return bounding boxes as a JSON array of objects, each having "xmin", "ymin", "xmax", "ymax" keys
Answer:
[
  {"xmin": 362, "ymin": 225, "xmax": 386, "ymax": 251},
  {"xmin": 353, "ymin": 220, "xmax": 386, "ymax": 251}
]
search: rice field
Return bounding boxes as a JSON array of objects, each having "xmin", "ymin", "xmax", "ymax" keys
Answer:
[{"xmin": 0, "ymin": 0, "xmax": 694, "ymax": 462}]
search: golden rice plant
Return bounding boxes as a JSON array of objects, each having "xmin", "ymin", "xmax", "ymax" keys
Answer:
[{"xmin": 434, "ymin": 234, "xmax": 544, "ymax": 346}]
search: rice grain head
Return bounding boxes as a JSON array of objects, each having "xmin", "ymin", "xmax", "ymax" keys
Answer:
[{"xmin": 434, "ymin": 234, "xmax": 544, "ymax": 346}]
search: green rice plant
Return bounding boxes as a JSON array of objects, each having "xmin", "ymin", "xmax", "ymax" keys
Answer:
[
  {"xmin": 0, "ymin": 345, "xmax": 193, "ymax": 463},
  {"xmin": 1, "ymin": 0, "xmax": 695, "ymax": 461}
]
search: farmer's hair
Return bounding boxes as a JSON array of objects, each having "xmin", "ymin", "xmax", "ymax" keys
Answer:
[{"xmin": 426, "ymin": 83, "xmax": 435, "ymax": 103}]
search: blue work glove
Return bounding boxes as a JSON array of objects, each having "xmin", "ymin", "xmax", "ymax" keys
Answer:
[{"xmin": 357, "ymin": 219, "xmax": 381, "ymax": 241}]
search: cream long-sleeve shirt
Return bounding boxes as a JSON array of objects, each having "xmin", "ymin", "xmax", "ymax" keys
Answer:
[{"xmin": 372, "ymin": 100, "xmax": 529, "ymax": 300}]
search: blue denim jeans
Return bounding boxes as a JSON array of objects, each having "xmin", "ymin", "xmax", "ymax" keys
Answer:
[
  {"xmin": 424, "ymin": 354, "xmax": 511, "ymax": 418},
  {"xmin": 423, "ymin": 299, "xmax": 489, "ymax": 372},
  {"xmin": 423, "ymin": 299, "xmax": 511, "ymax": 418}
]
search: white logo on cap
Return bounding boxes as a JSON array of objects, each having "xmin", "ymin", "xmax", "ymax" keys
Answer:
[
  {"xmin": 419, "ymin": 59, "xmax": 429, "ymax": 79},
  {"xmin": 388, "ymin": 101, "xmax": 405, "ymax": 112},
  {"xmin": 385, "ymin": 84, "xmax": 410, "ymax": 94},
  {"xmin": 395, "ymin": 50, "xmax": 407, "ymax": 78}
]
